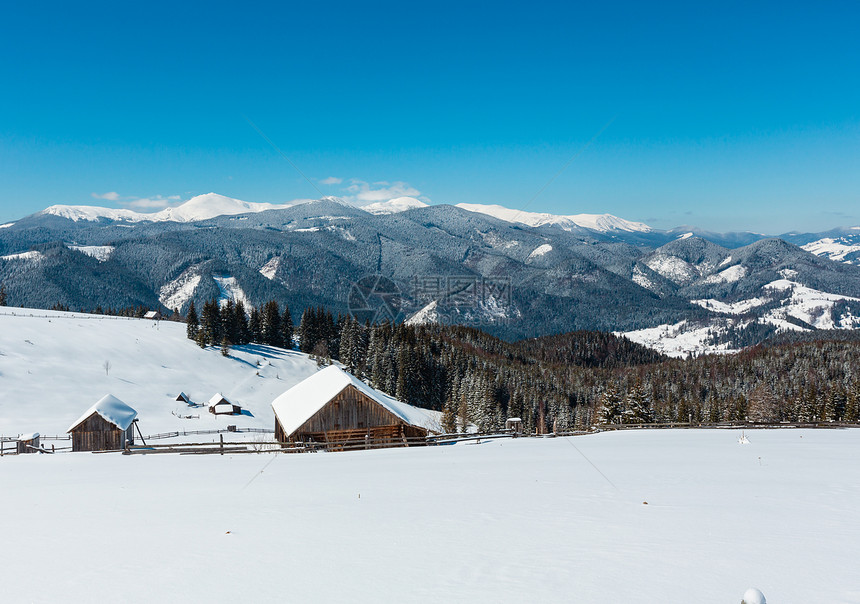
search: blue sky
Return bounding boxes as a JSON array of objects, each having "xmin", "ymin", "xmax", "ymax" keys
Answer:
[{"xmin": 1, "ymin": 1, "xmax": 858, "ymax": 233}]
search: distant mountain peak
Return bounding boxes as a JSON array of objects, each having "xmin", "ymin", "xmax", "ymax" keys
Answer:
[
  {"xmin": 453, "ymin": 202, "xmax": 653, "ymax": 233},
  {"xmin": 36, "ymin": 193, "xmax": 299, "ymax": 224},
  {"xmin": 363, "ymin": 197, "xmax": 428, "ymax": 215}
]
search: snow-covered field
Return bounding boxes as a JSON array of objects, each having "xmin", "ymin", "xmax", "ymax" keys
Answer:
[
  {"xmin": 2, "ymin": 309, "xmax": 859, "ymax": 601},
  {"xmin": 0, "ymin": 308, "xmax": 320, "ymax": 438},
  {"xmin": 1, "ymin": 429, "xmax": 858, "ymax": 602}
]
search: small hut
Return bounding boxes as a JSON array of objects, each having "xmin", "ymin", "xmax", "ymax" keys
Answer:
[
  {"xmin": 67, "ymin": 394, "xmax": 138, "ymax": 452},
  {"xmin": 272, "ymin": 365, "xmax": 439, "ymax": 447},
  {"xmin": 17, "ymin": 433, "xmax": 40, "ymax": 454},
  {"xmin": 143, "ymin": 310, "xmax": 162, "ymax": 320},
  {"xmin": 208, "ymin": 393, "xmax": 241, "ymax": 415},
  {"xmin": 505, "ymin": 417, "xmax": 523, "ymax": 435},
  {"xmin": 176, "ymin": 392, "xmax": 191, "ymax": 405}
]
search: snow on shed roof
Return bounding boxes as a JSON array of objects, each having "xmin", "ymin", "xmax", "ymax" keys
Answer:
[
  {"xmin": 18, "ymin": 432, "xmax": 40, "ymax": 441},
  {"xmin": 208, "ymin": 393, "xmax": 236, "ymax": 407},
  {"xmin": 67, "ymin": 394, "xmax": 138, "ymax": 432},
  {"xmin": 271, "ymin": 365, "xmax": 440, "ymax": 438}
]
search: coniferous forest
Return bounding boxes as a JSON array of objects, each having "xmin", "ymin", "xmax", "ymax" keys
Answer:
[{"xmin": 182, "ymin": 300, "xmax": 860, "ymax": 433}]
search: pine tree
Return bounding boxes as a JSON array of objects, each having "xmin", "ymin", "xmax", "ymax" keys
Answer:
[
  {"xmin": 441, "ymin": 400, "xmax": 457, "ymax": 433},
  {"xmin": 234, "ymin": 300, "xmax": 250, "ymax": 344},
  {"xmin": 597, "ymin": 383, "xmax": 623, "ymax": 425},
  {"xmin": 186, "ymin": 300, "xmax": 199, "ymax": 340},
  {"xmin": 200, "ymin": 300, "xmax": 221, "ymax": 346},
  {"xmin": 249, "ymin": 307, "xmax": 263, "ymax": 343},
  {"xmin": 298, "ymin": 308, "xmax": 315, "ymax": 353},
  {"xmin": 262, "ymin": 300, "xmax": 282, "ymax": 347},
  {"xmin": 623, "ymin": 380, "xmax": 653, "ymax": 424},
  {"xmin": 0, "ymin": 284, "xmax": 7, "ymax": 306},
  {"xmin": 196, "ymin": 328, "xmax": 207, "ymax": 349},
  {"xmin": 281, "ymin": 304, "xmax": 294, "ymax": 349},
  {"xmin": 223, "ymin": 300, "xmax": 238, "ymax": 345}
]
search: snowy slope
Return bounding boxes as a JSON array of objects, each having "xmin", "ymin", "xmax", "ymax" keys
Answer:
[
  {"xmin": 1, "ymin": 429, "xmax": 858, "ymax": 603},
  {"xmin": 455, "ymin": 203, "xmax": 653, "ymax": 233},
  {"xmin": 363, "ymin": 196, "xmax": 428, "ymax": 214},
  {"xmin": 0, "ymin": 251, "xmax": 44, "ymax": 262},
  {"xmin": 38, "ymin": 193, "xmax": 297, "ymax": 223},
  {"xmin": 628, "ymin": 278, "xmax": 860, "ymax": 357},
  {"xmin": 0, "ymin": 308, "xmax": 322, "ymax": 437},
  {"xmin": 405, "ymin": 300, "xmax": 440, "ymax": 325},
  {"xmin": 621, "ymin": 319, "xmax": 741, "ymax": 358},
  {"xmin": 802, "ymin": 236, "xmax": 860, "ymax": 265},
  {"xmin": 158, "ymin": 266, "xmax": 203, "ymax": 311},
  {"xmin": 69, "ymin": 245, "xmax": 115, "ymax": 262}
]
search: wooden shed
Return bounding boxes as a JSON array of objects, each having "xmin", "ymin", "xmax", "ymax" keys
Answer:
[
  {"xmin": 271, "ymin": 365, "xmax": 439, "ymax": 448},
  {"xmin": 67, "ymin": 394, "xmax": 138, "ymax": 452},
  {"xmin": 176, "ymin": 392, "xmax": 191, "ymax": 405},
  {"xmin": 208, "ymin": 393, "xmax": 241, "ymax": 416},
  {"xmin": 17, "ymin": 432, "xmax": 40, "ymax": 454}
]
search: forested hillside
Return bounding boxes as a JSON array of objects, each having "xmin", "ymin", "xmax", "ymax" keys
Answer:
[{"xmin": 184, "ymin": 299, "xmax": 860, "ymax": 433}]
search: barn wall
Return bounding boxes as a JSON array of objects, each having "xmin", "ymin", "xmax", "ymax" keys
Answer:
[
  {"xmin": 278, "ymin": 385, "xmax": 428, "ymax": 444},
  {"xmin": 70, "ymin": 413, "xmax": 126, "ymax": 452}
]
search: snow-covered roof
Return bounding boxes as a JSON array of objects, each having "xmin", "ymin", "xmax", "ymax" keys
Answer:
[
  {"xmin": 18, "ymin": 432, "xmax": 39, "ymax": 441},
  {"xmin": 67, "ymin": 394, "xmax": 138, "ymax": 432},
  {"xmin": 208, "ymin": 393, "xmax": 236, "ymax": 407},
  {"xmin": 271, "ymin": 365, "xmax": 440, "ymax": 437},
  {"xmin": 144, "ymin": 310, "xmax": 160, "ymax": 319},
  {"xmin": 176, "ymin": 392, "xmax": 189, "ymax": 402}
]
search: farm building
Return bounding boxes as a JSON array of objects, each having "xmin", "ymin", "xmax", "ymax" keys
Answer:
[
  {"xmin": 271, "ymin": 365, "xmax": 440, "ymax": 447},
  {"xmin": 208, "ymin": 393, "xmax": 241, "ymax": 416},
  {"xmin": 17, "ymin": 433, "xmax": 40, "ymax": 454},
  {"xmin": 143, "ymin": 310, "xmax": 162, "ymax": 320},
  {"xmin": 67, "ymin": 394, "xmax": 138, "ymax": 452},
  {"xmin": 176, "ymin": 392, "xmax": 191, "ymax": 405}
]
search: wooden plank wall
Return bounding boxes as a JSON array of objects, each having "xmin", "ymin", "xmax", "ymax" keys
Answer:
[
  {"xmin": 277, "ymin": 385, "xmax": 428, "ymax": 445},
  {"xmin": 70, "ymin": 413, "xmax": 130, "ymax": 451}
]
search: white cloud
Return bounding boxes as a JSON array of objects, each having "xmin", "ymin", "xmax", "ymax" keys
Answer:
[
  {"xmin": 119, "ymin": 195, "xmax": 183, "ymax": 210},
  {"xmin": 319, "ymin": 176, "xmax": 343, "ymax": 185},
  {"xmin": 342, "ymin": 179, "xmax": 428, "ymax": 206},
  {"xmin": 91, "ymin": 191, "xmax": 121, "ymax": 201}
]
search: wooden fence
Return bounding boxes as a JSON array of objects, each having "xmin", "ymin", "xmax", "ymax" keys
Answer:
[{"xmin": 4, "ymin": 422, "xmax": 858, "ymax": 457}]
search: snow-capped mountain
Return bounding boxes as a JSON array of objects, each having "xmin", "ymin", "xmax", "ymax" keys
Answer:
[
  {"xmin": 6, "ymin": 193, "xmax": 860, "ymax": 351},
  {"xmin": 38, "ymin": 193, "xmax": 301, "ymax": 223},
  {"xmin": 454, "ymin": 203, "xmax": 653, "ymax": 233},
  {"xmin": 362, "ymin": 196, "xmax": 428, "ymax": 215}
]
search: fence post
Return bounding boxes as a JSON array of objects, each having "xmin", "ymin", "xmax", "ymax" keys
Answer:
[{"xmin": 220, "ymin": 434, "xmax": 224, "ymax": 455}]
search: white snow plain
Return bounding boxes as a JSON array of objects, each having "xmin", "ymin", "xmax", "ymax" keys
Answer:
[
  {"xmin": 0, "ymin": 308, "xmax": 320, "ymax": 437},
  {"xmin": 1, "ymin": 429, "xmax": 858, "ymax": 602}
]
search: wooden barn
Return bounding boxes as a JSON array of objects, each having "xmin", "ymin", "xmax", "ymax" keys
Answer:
[
  {"xmin": 271, "ymin": 365, "xmax": 440, "ymax": 448},
  {"xmin": 67, "ymin": 394, "xmax": 138, "ymax": 452},
  {"xmin": 208, "ymin": 393, "xmax": 241, "ymax": 416}
]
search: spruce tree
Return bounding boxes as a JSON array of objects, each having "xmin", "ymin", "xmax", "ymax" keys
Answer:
[
  {"xmin": 597, "ymin": 383, "xmax": 623, "ymax": 425},
  {"xmin": 234, "ymin": 300, "xmax": 250, "ymax": 344},
  {"xmin": 261, "ymin": 300, "xmax": 282, "ymax": 347},
  {"xmin": 201, "ymin": 300, "xmax": 221, "ymax": 346},
  {"xmin": 0, "ymin": 284, "xmax": 7, "ymax": 306},
  {"xmin": 281, "ymin": 304, "xmax": 294, "ymax": 349},
  {"xmin": 186, "ymin": 300, "xmax": 199, "ymax": 340},
  {"xmin": 249, "ymin": 307, "xmax": 263, "ymax": 343},
  {"xmin": 195, "ymin": 328, "xmax": 207, "ymax": 349}
]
